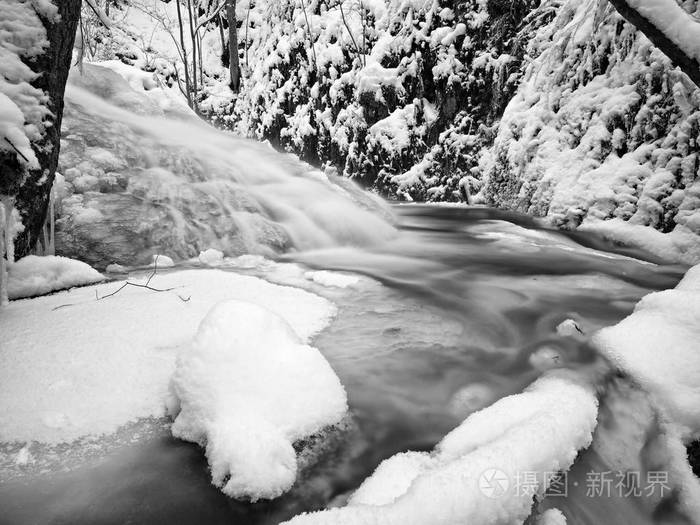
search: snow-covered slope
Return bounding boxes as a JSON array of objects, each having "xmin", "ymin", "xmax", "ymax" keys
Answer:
[
  {"xmin": 78, "ymin": 0, "xmax": 700, "ymax": 262},
  {"xmin": 483, "ymin": 0, "xmax": 700, "ymax": 264}
]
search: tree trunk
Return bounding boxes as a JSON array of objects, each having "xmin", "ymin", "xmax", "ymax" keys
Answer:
[
  {"xmin": 226, "ymin": 0, "xmax": 240, "ymax": 93},
  {"xmin": 608, "ymin": 0, "xmax": 700, "ymax": 88},
  {"xmin": 14, "ymin": 0, "xmax": 82, "ymax": 258}
]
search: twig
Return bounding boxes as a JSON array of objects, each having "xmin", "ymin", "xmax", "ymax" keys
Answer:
[
  {"xmin": 97, "ymin": 255, "xmax": 190, "ymax": 301},
  {"xmin": 4, "ymin": 138, "xmax": 30, "ymax": 163},
  {"xmin": 52, "ymin": 256, "xmax": 190, "ymax": 310}
]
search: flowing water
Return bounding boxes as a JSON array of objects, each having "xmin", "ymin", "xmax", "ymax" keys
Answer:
[
  {"xmin": 0, "ymin": 204, "xmax": 690, "ymax": 525},
  {"xmin": 0, "ymin": 64, "xmax": 695, "ymax": 524}
]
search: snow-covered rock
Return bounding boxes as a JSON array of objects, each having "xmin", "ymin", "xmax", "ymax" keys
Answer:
[
  {"xmin": 283, "ymin": 372, "xmax": 598, "ymax": 525},
  {"xmin": 7, "ymin": 255, "xmax": 105, "ymax": 299},
  {"xmin": 593, "ymin": 264, "xmax": 700, "ymax": 435},
  {"xmin": 198, "ymin": 248, "xmax": 224, "ymax": 266},
  {"xmin": 170, "ymin": 300, "xmax": 348, "ymax": 501}
]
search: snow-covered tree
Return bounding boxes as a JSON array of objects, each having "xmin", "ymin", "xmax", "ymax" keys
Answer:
[
  {"xmin": 608, "ymin": 0, "xmax": 700, "ymax": 87},
  {"xmin": 0, "ymin": 0, "xmax": 81, "ymax": 304}
]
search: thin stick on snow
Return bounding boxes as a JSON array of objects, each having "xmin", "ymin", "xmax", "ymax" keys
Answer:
[
  {"xmin": 52, "ymin": 256, "xmax": 190, "ymax": 310},
  {"xmin": 96, "ymin": 255, "xmax": 190, "ymax": 301}
]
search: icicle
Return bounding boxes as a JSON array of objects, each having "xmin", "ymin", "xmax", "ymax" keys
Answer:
[
  {"xmin": 48, "ymin": 184, "xmax": 55, "ymax": 256},
  {"xmin": 0, "ymin": 197, "xmax": 10, "ymax": 307}
]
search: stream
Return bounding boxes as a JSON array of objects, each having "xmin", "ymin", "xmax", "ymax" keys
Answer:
[{"xmin": 0, "ymin": 204, "xmax": 690, "ymax": 525}]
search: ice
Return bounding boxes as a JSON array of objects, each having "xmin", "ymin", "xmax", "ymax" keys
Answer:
[
  {"xmin": 0, "ymin": 269, "xmax": 336, "ymax": 444},
  {"xmin": 284, "ymin": 372, "xmax": 598, "ymax": 525},
  {"xmin": 170, "ymin": 300, "xmax": 348, "ymax": 501},
  {"xmin": 7, "ymin": 255, "xmax": 105, "ymax": 300}
]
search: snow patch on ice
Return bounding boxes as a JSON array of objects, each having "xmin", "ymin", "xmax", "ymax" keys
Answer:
[
  {"xmin": 0, "ymin": 269, "xmax": 336, "ymax": 444},
  {"xmin": 170, "ymin": 300, "xmax": 348, "ymax": 501}
]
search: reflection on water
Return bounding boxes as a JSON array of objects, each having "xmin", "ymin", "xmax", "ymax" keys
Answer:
[{"xmin": 0, "ymin": 205, "xmax": 690, "ymax": 525}]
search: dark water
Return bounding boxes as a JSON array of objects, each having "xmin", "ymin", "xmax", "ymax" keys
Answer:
[{"xmin": 0, "ymin": 205, "xmax": 689, "ymax": 525}]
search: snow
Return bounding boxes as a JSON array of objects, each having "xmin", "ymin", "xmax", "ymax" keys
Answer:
[
  {"xmin": 593, "ymin": 264, "xmax": 700, "ymax": 436},
  {"xmin": 626, "ymin": 0, "xmax": 700, "ymax": 63},
  {"xmin": 170, "ymin": 300, "xmax": 348, "ymax": 501},
  {"xmin": 0, "ymin": 269, "xmax": 336, "ymax": 444},
  {"xmin": 537, "ymin": 508, "xmax": 567, "ymax": 525},
  {"xmin": 580, "ymin": 219, "xmax": 700, "ymax": 265},
  {"xmin": 198, "ymin": 248, "xmax": 224, "ymax": 266},
  {"xmin": 284, "ymin": 371, "xmax": 598, "ymax": 525},
  {"xmin": 481, "ymin": 0, "xmax": 700, "ymax": 262},
  {"xmin": 149, "ymin": 254, "xmax": 174, "ymax": 268},
  {"xmin": 304, "ymin": 270, "xmax": 361, "ymax": 289},
  {"xmin": 0, "ymin": 0, "xmax": 52, "ymax": 168},
  {"xmin": 556, "ymin": 319, "xmax": 583, "ymax": 337},
  {"xmin": 7, "ymin": 255, "xmax": 105, "ymax": 300}
]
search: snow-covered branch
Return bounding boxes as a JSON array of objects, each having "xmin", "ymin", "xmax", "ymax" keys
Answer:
[
  {"xmin": 608, "ymin": 0, "xmax": 700, "ymax": 87},
  {"xmin": 84, "ymin": 0, "xmax": 112, "ymax": 27}
]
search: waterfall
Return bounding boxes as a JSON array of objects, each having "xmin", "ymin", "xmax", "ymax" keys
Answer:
[{"xmin": 52, "ymin": 64, "xmax": 396, "ymax": 269}]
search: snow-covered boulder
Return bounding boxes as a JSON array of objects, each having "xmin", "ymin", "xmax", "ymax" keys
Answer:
[
  {"xmin": 170, "ymin": 300, "xmax": 348, "ymax": 501},
  {"xmin": 283, "ymin": 372, "xmax": 598, "ymax": 524}
]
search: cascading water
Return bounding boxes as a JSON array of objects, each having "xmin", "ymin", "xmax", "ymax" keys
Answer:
[
  {"xmin": 54, "ymin": 64, "xmax": 395, "ymax": 268},
  {"xmin": 0, "ymin": 64, "xmax": 696, "ymax": 525}
]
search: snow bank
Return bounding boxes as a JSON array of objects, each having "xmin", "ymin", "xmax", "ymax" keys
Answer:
[
  {"xmin": 7, "ymin": 255, "xmax": 105, "ymax": 299},
  {"xmin": 170, "ymin": 300, "xmax": 348, "ymax": 501},
  {"xmin": 0, "ymin": 269, "xmax": 336, "ymax": 444},
  {"xmin": 284, "ymin": 372, "xmax": 598, "ymax": 525},
  {"xmin": 593, "ymin": 264, "xmax": 700, "ymax": 435},
  {"xmin": 580, "ymin": 219, "xmax": 700, "ymax": 265}
]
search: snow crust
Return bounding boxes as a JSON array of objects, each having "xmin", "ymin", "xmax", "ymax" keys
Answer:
[
  {"xmin": 0, "ymin": 269, "xmax": 336, "ymax": 444},
  {"xmin": 593, "ymin": 264, "xmax": 700, "ymax": 435},
  {"xmin": 284, "ymin": 372, "xmax": 598, "ymax": 525},
  {"xmin": 7, "ymin": 255, "xmax": 105, "ymax": 300},
  {"xmin": 170, "ymin": 300, "xmax": 348, "ymax": 501}
]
